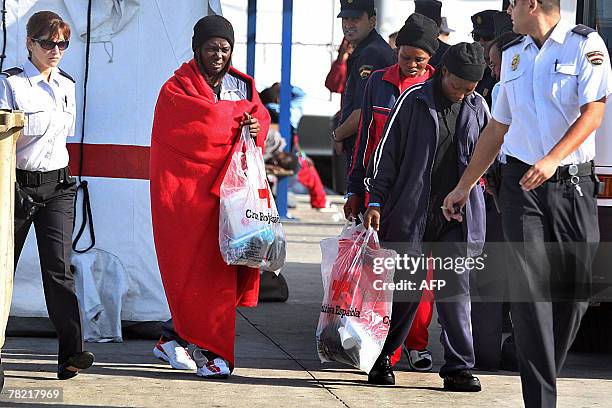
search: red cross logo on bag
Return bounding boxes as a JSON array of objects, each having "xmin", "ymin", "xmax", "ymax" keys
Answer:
[
  {"xmin": 258, "ymin": 182, "xmax": 271, "ymax": 208},
  {"xmin": 331, "ymin": 279, "xmax": 351, "ymax": 302}
]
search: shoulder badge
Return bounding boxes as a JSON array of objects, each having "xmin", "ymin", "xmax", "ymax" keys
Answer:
[
  {"xmin": 572, "ymin": 24, "xmax": 596, "ymax": 37},
  {"xmin": 58, "ymin": 68, "xmax": 75, "ymax": 83},
  {"xmin": 1, "ymin": 67, "xmax": 23, "ymax": 77},
  {"xmin": 586, "ymin": 51, "xmax": 605, "ymax": 66},
  {"xmin": 359, "ymin": 65, "xmax": 374, "ymax": 79},
  {"xmin": 502, "ymin": 35, "xmax": 525, "ymax": 52},
  {"xmin": 511, "ymin": 54, "xmax": 520, "ymax": 71}
]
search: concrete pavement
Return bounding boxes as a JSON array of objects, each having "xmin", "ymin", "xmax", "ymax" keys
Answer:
[{"xmin": 1, "ymin": 194, "xmax": 611, "ymax": 407}]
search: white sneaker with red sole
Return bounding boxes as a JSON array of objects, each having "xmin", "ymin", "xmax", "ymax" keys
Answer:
[
  {"xmin": 187, "ymin": 344, "xmax": 231, "ymax": 379},
  {"xmin": 153, "ymin": 339, "xmax": 197, "ymax": 371}
]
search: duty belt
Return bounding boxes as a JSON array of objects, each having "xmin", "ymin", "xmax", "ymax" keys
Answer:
[
  {"xmin": 548, "ymin": 161, "xmax": 594, "ymax": 182},
  {"xmin": 16, "ymin": 167, "xmax": 70, "ymax": 187},
  {"xmin": 505, "ymin": 157, "xmax": 594, "ymax": 182}
]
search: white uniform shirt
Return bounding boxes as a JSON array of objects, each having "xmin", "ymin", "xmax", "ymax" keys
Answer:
[
  {"xmin": 0, "ymin": 59, "xmax": 76, "ymax": 171},
  {"xmin": 493, "ymin": 20, "xmax": 612, "ymax": 165}
]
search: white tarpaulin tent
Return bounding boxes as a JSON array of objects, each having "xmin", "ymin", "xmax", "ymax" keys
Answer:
[{"xmin": 6, "ymin": 0, "xmax": 217, "ymax": 341}]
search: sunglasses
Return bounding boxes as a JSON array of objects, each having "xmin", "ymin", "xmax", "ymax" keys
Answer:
[
  {"xmin": 31, "ymin": 38, "xmax": 69, "ymax": 51},
  {"xmin": 472, "ymin": 33, "xmax": 494, "ymax": 42}
]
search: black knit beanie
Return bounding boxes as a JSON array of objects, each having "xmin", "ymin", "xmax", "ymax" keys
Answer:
[
  {"xmin": 192, "ymin": 15, "xmax": 235, "ymax": 52},
  {"xmin": 442, "ymin": 42, "xmax": 486, "ymax": 82},
  {"xmin": 395, "ymin": 13, "xmax": 440, "ymax": 56}
]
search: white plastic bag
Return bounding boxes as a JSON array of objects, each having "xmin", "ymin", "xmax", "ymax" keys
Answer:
[
  {"xmin": 316, "ymin": 220, "xmax": 396, "ymax": 373},
  {"xmin": 219, "ymin": 127, "xmax": 286, "ymax": 271}
]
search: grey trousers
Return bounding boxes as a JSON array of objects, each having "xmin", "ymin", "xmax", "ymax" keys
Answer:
[{"xmin": 381, "ymin": 226, "xmax": 475, "ymax": 376}]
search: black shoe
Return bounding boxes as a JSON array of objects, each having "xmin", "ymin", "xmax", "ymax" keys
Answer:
[
  {"xmin": 57, "ymin": 351, "xmax": 95, "ymax": 380},
  {"xmin": 367, "ymin": 354, "xmax": 395, "ymax": 385},
  {"xmin": 443, "ymin": 370, "xmax": 481, "ymax": 392}
]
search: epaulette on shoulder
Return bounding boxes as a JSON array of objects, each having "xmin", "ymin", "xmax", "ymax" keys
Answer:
[
  {"xmin": 572, "ymin": 24, "xmax": 596, "ymax": 37},
  {"xmin": 58, "ymin": 68, "xmax": 75, "ymax": 83},
  {"xmin": 1, "ymin": 67, "xmax": 23, "ymax": 77},
  {"xmin": 502, "ymin": 35, "xmax": 525, "ymax": 51}
]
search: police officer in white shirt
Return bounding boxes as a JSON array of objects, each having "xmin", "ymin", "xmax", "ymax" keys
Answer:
[
  {"xmin": 442, "ymin": 0, "xmax": 612, "ymax": 407},
  {"xmin": 0, "ymin": 11, "xmax": 94, "ymax": 380}
]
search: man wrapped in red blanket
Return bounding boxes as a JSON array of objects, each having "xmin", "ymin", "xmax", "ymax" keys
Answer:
[{"xmin": 150, "ymin": 15, "xmax": 270, "ymax": 379}]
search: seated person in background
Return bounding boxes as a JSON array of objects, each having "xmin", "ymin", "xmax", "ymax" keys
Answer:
[{"xmin": 260, "ymin": 85, "xmax": 330, "ymax": 210}]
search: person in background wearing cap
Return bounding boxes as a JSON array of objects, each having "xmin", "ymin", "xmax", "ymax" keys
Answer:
[
  {"xmin": 332, "ymin": 0, "xmax": 395, "ymax": 172},
  {"xmin": 443, "ymin": 0, "xmax": 611, "ymax": 405},
  {"xmin": 150, "ymin": 14, "xmax": 270, "ymax": 379},
  {"xmin": 469, "ymin": 15, "xmax": 520, "ymax": 372},
  {"xmin": 439, "ymin": 16, "xmax": 454, "ymax": 44},
  {"xmin": 471, "ymin": 10, "xmax": 499, "ymax": 107},
  {"xmin": 344, "ymin": 13, "xmax": 439, "ymax": 373},
  {"xmin": 362, "ymin": 43, "xmax": 489, "ymax": 391},
  {"xmin": 470, "ymin": 29, "xmax": 522, "ymax": 373},
  {"xmin": 415, "ymin": 0, "xmax": 449, "ymax": 68}
]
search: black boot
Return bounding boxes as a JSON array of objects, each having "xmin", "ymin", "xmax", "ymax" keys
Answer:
[
  {"xmin": 443, "ymin": 370, "xmax": 481, "ymax": 392},
  {"xmin": 367, "ymin": 354, "xmax": 395, "ymax": 385}
]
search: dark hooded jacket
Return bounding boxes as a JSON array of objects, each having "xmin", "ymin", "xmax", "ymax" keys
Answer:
[{"xmin": 364, "ymin": 78, "xmax": 489, "ymax": 256}]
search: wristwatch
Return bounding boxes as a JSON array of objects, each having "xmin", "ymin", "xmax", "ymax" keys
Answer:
[{"xmin": 332, "ymin": 130, "xmax": 340, "ymax": 142}]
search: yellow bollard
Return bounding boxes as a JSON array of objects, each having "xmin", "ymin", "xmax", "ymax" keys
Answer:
[{"xmin": 0, "ymin": 110, "xmax": 24, "ymax": 349}]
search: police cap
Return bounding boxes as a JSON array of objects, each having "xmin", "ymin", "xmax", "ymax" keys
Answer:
[
  {"xmin": 337, "ymin": 0, "xmax": 375, "ymax": 18},
  {"xmin": 414, "ymin": 0, "xmax": 442, "ymax": 26},
  {"xmin": 493, "ymin": 11, "xmax": 514, "ymax": 38},
  {"xmin": 471, "ymin": 10, "xmax": 497, "ymax": 39}
]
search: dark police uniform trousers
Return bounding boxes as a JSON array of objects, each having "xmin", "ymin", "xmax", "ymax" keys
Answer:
[
  {"xmin": 499, "ymin": 157, "xmax": 598, "ymax": 407},
  {"xmin": 14, "ymin": 169, "xmax": 84, "ymax": 365},
  {"xmin": 470, "ymin": 204, "xmax": 510, "ymax": 370}
]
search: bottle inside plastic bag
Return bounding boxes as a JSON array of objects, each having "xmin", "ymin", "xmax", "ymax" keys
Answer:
[
  {"xmin": 316, "ymin": 220, "xmax": 396, "ymax": 373},
  {"xmin": 219, "ymin": 125, "xmax": 286, "ymax": 271}
]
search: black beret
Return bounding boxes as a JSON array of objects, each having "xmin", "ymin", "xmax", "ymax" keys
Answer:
[
  {"xmin": 192, "ymin": 15, "xmax": 235, "ymax": 52},
  {"xmin": 395, "ymin": 13, "xmax": 440, "ymax": 56},
  {"xmin": 493, "ymin": 11, "xmax": 514, "ymax": 38},
  {"xmin": 414, "ymin": 0, "xmax": 442, "ymax": 26},
  {"xmin": 337, "ymin": 0, "xmax": 375, "ymax": 18},
  {"xmin": 471, "ymin": 10, "xmax": 497, "ymax": 38},
  {"xmin": 442, "ymin": 42, "xmax": 486, "ymax": 82}
]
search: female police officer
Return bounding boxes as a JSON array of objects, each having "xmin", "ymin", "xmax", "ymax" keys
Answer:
[{"xmin": 0, "ymin": 11, "xmax": 94, "ymax": 380}]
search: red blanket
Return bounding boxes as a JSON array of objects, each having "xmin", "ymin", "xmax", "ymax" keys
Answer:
[{"xmin": 150, "ymin": 60, "xmax": 270, "ymax": 367}]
